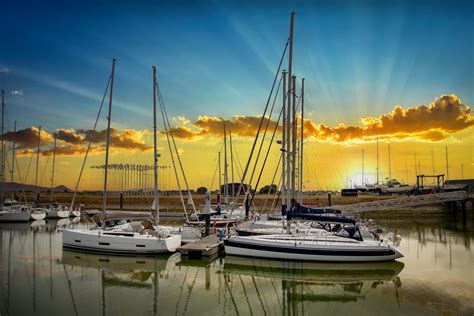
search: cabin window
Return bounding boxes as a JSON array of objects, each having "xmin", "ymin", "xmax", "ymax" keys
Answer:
[
  {"xmin": 136, "ymin": 245, "xmax": 146, "ymax": 248},
  {"xmin": 75, "ymin": 240, "xmax": 81, "ymax": 243},
  {"xmin": 99, "ymin": 242, "xmax": 110, "ymax": 246}
]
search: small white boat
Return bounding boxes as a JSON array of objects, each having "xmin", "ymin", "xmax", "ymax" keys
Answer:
[
  {"xmin": 0, "ymin": 205, "xmax": 31, "ymax": 222},
  {"xmin": 71, "ymin": 210, "xmax": 81, "ymax": 217},
  {"xmin": 62, "ymin": 220, "xmax": 181, "ymax": 254},
  {"xmin": 0, "ymin": 200, "xmax": 31, "ymax": 222},
  {"xmin": 46, "ymin": 206, "xmax": 69, "ymax": 219},
  {"xmin": 30, "ymin": 208, "xmax": 47, "ymax": 220}
]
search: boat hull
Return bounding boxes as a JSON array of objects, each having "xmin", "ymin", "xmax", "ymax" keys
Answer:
[
  {"xmin": 46, "ymin": 209, "xmax": 69, "ymax": 219},
  {"xmin": 62, "ymin": 229, "xmax": 181, "ymax": 254},
  {"xmin": 0, "ymin": 210, "xmax": 30, "ymax": 222},
  {"xmin": 31, "ymin": 211, "xmax": 46, "ymax": 220},
  {"xmin": 224, "ymin": 236, "xmax": 403, "ymax": 262}
]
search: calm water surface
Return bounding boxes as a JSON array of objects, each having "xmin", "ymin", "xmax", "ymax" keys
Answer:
[{"xmin": 0, "ymin": 214, "xmax": 473, "ymax": 315}]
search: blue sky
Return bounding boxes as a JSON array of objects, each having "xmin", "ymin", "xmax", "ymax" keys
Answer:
[{"xmin": 1, "ymin": 0, "xmax": 473, "ymax": 133}]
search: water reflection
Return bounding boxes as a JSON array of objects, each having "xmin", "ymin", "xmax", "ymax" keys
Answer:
[{"xmin": 0, "ymin": 215, "xmax": 473, "ymax": 315}]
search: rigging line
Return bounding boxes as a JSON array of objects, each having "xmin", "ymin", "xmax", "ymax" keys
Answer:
[
  {"xmin": 270, "ymin": 175, "xmax": 283, "ymax": 213},
  {"xmin": 156, "ymin": 82, "xmax": 196, "ymax": 215},
  {"xmin": 14, "ymin": 155, "xmax": 28, "ymax": 203},
  {"xmin": 39, "ymin": 155, "xmax": 51, "ymax": 188},
  {"xmin": 248, "ymin": 98, "xmax": 284, "ymax": 209},
  {"xmin": 303, "ymin": 150, "xmax": 317, "ymax": 189},
  {"xmin": 261, "ymin": 154, "xmax": 281, "ymax": 213},
  {"xmin": 231, "ymin": 38, "xmax": 289, "ymax": 211},
  {"xmin": 313, "ymin": 145, "xmax": 329, "ymax": 191},
  {"xmin": 247, "ymin": 75, "xmax": 282, "ymax": 192},
  {"xmin": 156, "ymin": 84, "xmax": 188, "ymax": 220},
  {"xmin": 70, "ymin": 74, "xmax": 111, "ymax": 210},
  {"xmin": 209, "ymin": 155, "xmax": 219, "ymax": 191},
  {"xmin": 24, "ymin": 153, "xmax": 34, "ymax": 186}
]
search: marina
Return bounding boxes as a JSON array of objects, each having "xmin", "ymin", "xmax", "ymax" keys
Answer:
[
  {"xmin": 0, "ymin": 215, "xmax": 473, "ymax": 315},
  {"xmin": 1, "ymin": 0, "xmax": 473, "ymax": 315}
]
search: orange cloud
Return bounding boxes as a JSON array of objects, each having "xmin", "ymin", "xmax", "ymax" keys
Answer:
[
  {"xmin": 3, "ymin": 127, "xmax": 54, "ymax": 148},
  {"xmin": 168, "ymin": 115, "xmax": 280, "ymax": 139},
  {"xmin": 168, "ymin": 94, "xmax": 472, "ymax": 143},
  {"xmin": 9, "ymin": 127, "xmax": 151, "ymax": 156},
  {"xmin": 303, "ymin": 94, "xmax": 473, "ymax": 142}
]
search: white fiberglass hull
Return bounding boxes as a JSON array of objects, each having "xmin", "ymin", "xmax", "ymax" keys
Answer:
[
  {"xmin": 62, "ymin": 229, "xmax": 181, "ymax": 254},
  {"xmin": 30, "ymin": 211, "xmax": 46, "ymax": 220},
  {"xmin": 46, "ymin": 209, "xmax": 69, "ymax": 219},
  {"xmin": 224, "ymin": 235, "xmax": 403, "ymax": 262},
  {"xmin": 0, "ymin": 209, "xmax": 30, "ymax": 222}
]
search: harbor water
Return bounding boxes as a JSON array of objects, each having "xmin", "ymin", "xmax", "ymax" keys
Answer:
[{"xmin": 0, "ymin": 214, "xmax": 473, "ymax": 315}]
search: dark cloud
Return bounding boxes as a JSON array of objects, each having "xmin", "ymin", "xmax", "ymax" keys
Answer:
[
  {"xmin": 3, "ymin": 127, "xmax": 54, "ymax": 148},
  {"xmin": 56, "ymin": 129, "xmax": 84, "ymax": 144}
]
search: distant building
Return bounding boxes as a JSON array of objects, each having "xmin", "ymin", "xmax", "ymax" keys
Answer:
[{"xmin": 445, "ymin": 179, "xmax": 474, "ymax": 193}]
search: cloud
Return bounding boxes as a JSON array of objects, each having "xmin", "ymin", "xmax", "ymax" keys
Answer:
[
  {"xmin": 58, "ymin": 128, "xmax": 152, "ymax": 151},
  {"xmin": 10, "ymin": 90, "xmax": 23, "ymax": 96},
  {"xmin": 5, "ymin": 126, "xmax": 151, "ymax": 156},
  {"xmin": 303, "ymin": 94, "xmax": 474, "ymax": 142},
  {"xmin": 169, "ymin": 115, "xmax": 280, "ymax": 139},
  {"xmin": 56, "ymin": 128, "xmax": 84, "ymax": 144},
  {"xmin": 3, "ymin": 127, "xmax": 54, "ymax": 149},
  {"xmin": 109, "ymin": 129, "xmax": 152, "ymax": 151},
  {"xmin": 173, "ymin": 116, "xmax": 190, "ymax": 125},
  {"xmin": 0, "ymin": 65, "xmax": 9, "ymax": 73},
  {"xmin": 167, "ymin": 94, "xmax": 473, "ymax": 143}
]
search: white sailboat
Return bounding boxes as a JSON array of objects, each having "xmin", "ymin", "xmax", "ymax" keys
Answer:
[
  {"xmin": 0, "ymin": 90, "xmax": 30, "ymax": 222},
  {"xmin": 224, "ymin": 12, "xmax": 403, "ymax": 262},
  {"xmin": 62, "ymin": 60, "xmax": 181, "ymax": 254}
]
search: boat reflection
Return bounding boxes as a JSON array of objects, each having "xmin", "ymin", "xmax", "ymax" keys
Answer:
[
  {"xmin": 222, "ymin": 256, "xmax": 404, "ymax": 309},
  {"xmin": 61, "ymin": 250, "xmax": 180, "ymax": 273},
  {"xmin": 223, "ymin": 256, "xmax": 404, "ymax": 282}
]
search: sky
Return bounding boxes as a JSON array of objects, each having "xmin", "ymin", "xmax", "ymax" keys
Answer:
[{"xmin": 0, "ymin": 0, "xmax": 473, "ymax": 191}]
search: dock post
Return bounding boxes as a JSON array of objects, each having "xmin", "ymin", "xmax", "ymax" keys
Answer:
[
  {"xmin": 328, "ymin": 192, "xmax": 332, "ymax": 206},
  {"xmin": 205, "ymin": 214, "xmax": 210, "ymax": 236},
  {"xmin": 120, "ymin": 192, "xmax": 123, "ymax": 209}
]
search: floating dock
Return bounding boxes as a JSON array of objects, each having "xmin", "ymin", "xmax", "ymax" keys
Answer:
[{"xmin": 177, "ymin": 235, "xmax": 223, "ymax": 258}]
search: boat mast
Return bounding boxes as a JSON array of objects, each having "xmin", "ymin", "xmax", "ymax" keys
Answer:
[
  {"xmin": 287, "ymin": 11, "xmax": 295, "ymax": 208},
  {"xmin": 50, "ymin": 133, "xmax": 57, "ymax": 201},
  {"xmin": 388, "ymin": 143, "xmax": 391, "ymax": 179},
  {"xmin": 218, "ymin": 151, "xmax": 221, "ymax": 207},
  {"xmin": 376, "ymin": 137, "xmax": 379, "ymax": 184},
  {"xmin": 291, "ymin": 75, "xmax": 297, "ymax": 206},
  {"xmin": 35, "ymin": 125, "xmax": 41, "ymax": 202},
  {"xmin": 152, "ymin": 66, "xmax": 159, "ymax": 224},
  {"xmin": 229, "ymin": 128, "xmax": 234, "ymax": 200},
  {"xmin": 286, "ymin": 12, "xmax": 295, "ymax": 233},
  {"xmin": 299, "ymin": 78, "xmax": 304, "ymax": 204},
  {"xmin": 281, "ymin": 70, "xmax": 287, "ymax": 213},
  {"xmin": 445, "ymin": 146, "xmax": 449, "ymax": 180},
  {"xmin": 10, "ymin": 121, "xmax": 16, "ymax": 201},
  {"xmin": 223, "ymin": 124, "xmax": 229, "ymax": 206},
  {"xmin": 0, "ymin": 90, "xmax": 4, "ymax": 210},
  {"xmin": 102, "ymin": 58, "xmax": 116, "ymax": 213},
  {"xmin": 361, "ymin": 149, "xmax": 364, "ymax": 186}
]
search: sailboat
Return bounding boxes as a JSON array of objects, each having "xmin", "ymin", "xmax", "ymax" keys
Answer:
[
  {"xmin": 224, "ymin": 12, "xmax": 403, "ymax": 262},
  {"xmin": 0, "ymin": 90, "xmax": 30, "ymax": 222},
  {"xmin": 62, "ymin": 61, "xmax": 181, "ymax": 254},
  {"xmin": 187, "ymin": 126, "xmax": 245, "ymax": 227}
]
